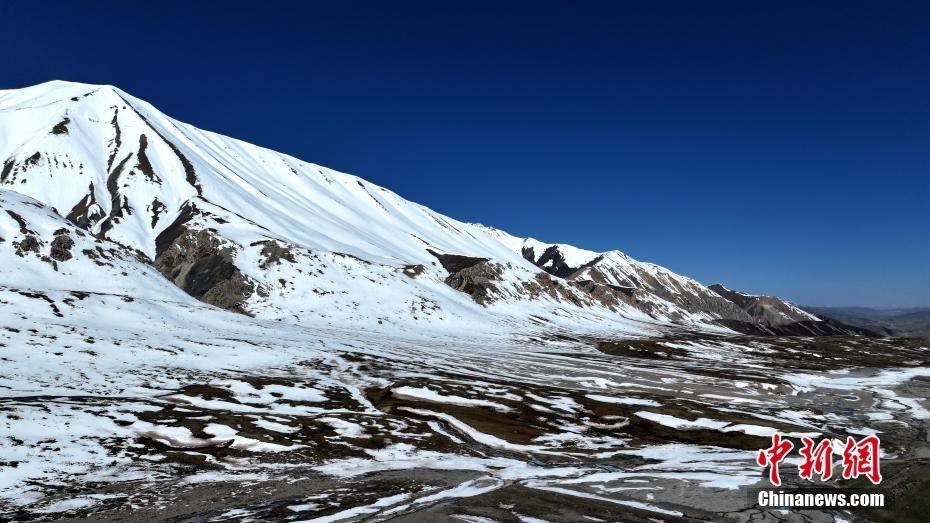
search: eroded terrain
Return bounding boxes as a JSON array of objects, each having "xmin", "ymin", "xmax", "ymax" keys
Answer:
[{"xmin": 1, "ymin": 289, "xmax": 928, "ymax": 522}]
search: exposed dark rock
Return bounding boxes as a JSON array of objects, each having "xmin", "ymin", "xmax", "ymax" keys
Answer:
[
  {"xmin": 106, "ymin": 107, "xmax": 122, "ymax": 172},
  {"xmin": 49, "ymin": 234, "xmax": 74, "ymax": 262},
  {"xmin": 403, "ymin": 264, "xmax": 426, "ymax": 278},
  {"xmin": 23, "ymin": 152, "xmax": 41, "ymax": 169},
  {"xmin": 149, "ymin": 198, "xmax": 166, "ymax": 228},
  {"xmin": 154, "ymin": 228, "xmax": 255, "ymax": 314},
  {"xmin": 15, "ymin": 235, "xmax": 40, "ymax": 256},
  {"xmin": 522, "ymin": 272, "xmax": 587, "ymax": 306},
  {"xmin": 524, "ymin": 245, "xmax": 598, "ymax": 278},
  {"xmin": 51, "ymin": 117, "xmax": 70, "ymax": 135},
  {"xmin": 258, "ymin": 240, "xmax": 296, "ymax": 269},
  {"xmin": 595, "ymin": 339, "xmax": 689, "ymax": 360},
  {"xmin": 1, "ymin": 159, "xmax": 13, "ymax": 184},
  {"xmin": 117, "ymin": 93, "xmax": 201, "ymax": 196},
  {"xmin": 570, "ymin": 279, "xmax": 637, "ymax": 311},
  {"xmin": 427, "ymin": 249, "xmax": 487, "ymax": 273},
  {"xmin": 709, "ymin": 284, "xmax": 813, "ymax": 327},
  {"xmin": 423, "ymin": 248, "xmax": 506, "ymax": 304},
  {"xmin": 714, "ymin": 318, "xmax": 881, "ymax": 337},
  {"xmin": 13, "ymin": 290, "xmax": 62, "ymax": 317},
  {"xmin": 66, "ymin": 183, "xmax": 106, "ymax": 229},
  {"xmin": 523, "ymin": 244, "xmax": 754, "ymax": 324},
  {"xmin": 1, "ymin": 154, "xmax": 40, "ymax": 185},
  {"xmin": 571, "ymin": 279, "xmax": 634, "ymax": 296},
  {"xmin": 331, "ymin": 251, "xmax": 372, "ymax": 265},
  {"xmin": 97, "ymin": 152, "xmax": 133, "ymax": 235},
  {"xmin": 578, "ymin": 263, "xmax": 751, "ymax": 323},
  {"xmin": 5, "ymin": 210, "xmax": 29, "ymax": 233},
  {"xmin": 135, "ymin": 135, "xmax": 161, "ymax": 184},
  {"xmin": 155, "ymin": 201, "xmax": 199, "ymax": 256},
  {"xmin": 444, "ymin": 261, "xmax": 504, "ymax": 305}
]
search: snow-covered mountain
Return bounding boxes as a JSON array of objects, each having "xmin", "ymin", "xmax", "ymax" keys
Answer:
[
  {"xmin": 0, "ymin": 80, "xmax": 818, "ymax": 336},
  {"xmin": 4, "ymin": 81, "xmax": 921, "ymax": 522}
]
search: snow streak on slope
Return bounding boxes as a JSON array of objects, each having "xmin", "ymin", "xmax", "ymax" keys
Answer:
[{"xmin": 0, "ymin": 80, "xmax": 782, "ymax": 334}]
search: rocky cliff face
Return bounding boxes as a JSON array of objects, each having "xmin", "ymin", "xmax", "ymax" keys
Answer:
[
  {"xmin": 518, "ymin": 241, "xmax": 754, "ymax": 324},
  {"xmin": 708, "ymin": 284, "xmax": 818, "ymax": 326}
]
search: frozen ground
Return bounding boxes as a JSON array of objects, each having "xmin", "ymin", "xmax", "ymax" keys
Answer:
[{"xmin": 1, "ymin": 287, "xmax": 928, "ymax": 522}]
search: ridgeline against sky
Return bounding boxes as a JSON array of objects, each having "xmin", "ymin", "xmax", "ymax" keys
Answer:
[{"xmin": 1, "ymin": 0, "xmax": 927, "ymax": 306}]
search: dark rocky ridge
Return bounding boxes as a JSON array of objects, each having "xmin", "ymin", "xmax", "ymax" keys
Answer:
[
  {"xmin": 708, "ymin": 284, "xmax": 883, "ymax": 337},
  {"xmin": 714, "ymin": 317, "xmax": 880, "ymax": 337},
  {"xmin": 65, "ymin": 183, "xmax": 105, "ymax": 229},
  {"xmin": 708, "ymin": 283, "xmax": 812, "ymax": 327},
  {"xmin": 523, "ymin": 244, "xmax": 754, "ymax": 324},
  {"xmin": 522, "ymin": 244, "xmax": 598, "ymax": 279}
]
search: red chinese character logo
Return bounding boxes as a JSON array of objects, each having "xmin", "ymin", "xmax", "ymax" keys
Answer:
[
  {"xmin": 798, "ymin": 436, "xmax": 834, "ymax": 481},
  {"xmin": 841, "ymin": 435, "xmax": 882, "ymax": 485},
  {"xmin": 757, "ymin": 432, "xmax": 795, "ymax": 486}
]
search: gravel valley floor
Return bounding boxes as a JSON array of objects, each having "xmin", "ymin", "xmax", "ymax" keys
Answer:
[{"xmin": 2, "ymin": 289, "xmax": 928, "ymax": 522}]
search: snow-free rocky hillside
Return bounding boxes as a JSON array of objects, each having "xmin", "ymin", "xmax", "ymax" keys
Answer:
[{"xmin": 1, "ymin": 80, "xmax": 818, "ymax": 335}]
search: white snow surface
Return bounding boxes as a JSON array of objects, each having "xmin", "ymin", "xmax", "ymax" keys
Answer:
[{"xmin": 0, "ymin": 80, "xmax": 764, "ymax": 335}]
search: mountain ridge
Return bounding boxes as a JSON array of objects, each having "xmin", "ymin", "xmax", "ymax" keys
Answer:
[{"xmin": 0, "ymin": 80, "xmax": 844, "ymax": 337}]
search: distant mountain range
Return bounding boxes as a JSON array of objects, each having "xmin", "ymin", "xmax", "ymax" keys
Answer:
[{"xmin": 803, "ymin": 306, "xmax": 930, "ymax": 339}]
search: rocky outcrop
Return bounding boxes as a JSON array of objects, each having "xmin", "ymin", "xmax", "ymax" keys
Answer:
[
  {"xmin": 154, "ymin": 229, "xmax": 256, "ymax": 314},
  {"xmin": 257, "ymin": 240, "xmax": 297, "ymax": 269},
  {"xmin": 427, "ymin": 248, "xmax": 506, "ymax": 305},
  {"xmin": 49, "ymin": 231, "xmax": 74, "ymax": 261},
  {"xmin": 443, "ymin": 260, "xmax": 504, "ymax": 306},
  {"xmin": 51, "ymin": 117, "xmax": 71, "ymax": 135},
  {"xmin": 523, "ymin": 244, "xmax": 596, "ymax": 278},
  {"xmin": 427, "ymin": 249, "xmax": 488, "ymax": 273},
  {"xmin": 575, "ymin": 262, "xmax": 753, "ymax": 323},
  {"xmin": 521, "ymin": 272, "xmax": 587, "ymax": 307},
  {"xmin": 402, "ymin": 264, "xmax": 426, "ymax": 278},
  {"xmin": 569, "ymin": 279, "xmax": 650, "ymax": 314},
  {"xmin": 14, "ymin": 234, "xmax": 40, "ymax": 256},
  {"xmin": 715, "ymin": 317, "xmax": 880, "ymax": 337},
  {"xmin": 66, "ymin": 183, "xmax": 106, "ymax": 229},
  {"xmin": 521, "ymin": 242, "xmax": 755, "ymax": 323},
  {"xmin": 708, "ymin": 284, "xmax": 816, "ymax": 327}
]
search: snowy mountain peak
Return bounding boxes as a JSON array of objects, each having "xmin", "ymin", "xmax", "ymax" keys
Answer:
[{"xmin": 1, "ymin": 81, "xmax": 824, "ymax": 335}]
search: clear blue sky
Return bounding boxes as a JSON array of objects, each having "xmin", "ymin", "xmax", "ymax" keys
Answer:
[{"xmin": 2, "ymin": 1, "xmax": 927, "ymax": 307}]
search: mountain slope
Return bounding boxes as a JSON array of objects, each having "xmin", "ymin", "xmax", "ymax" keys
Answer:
[
  {"xmin": 0, "ymin": 80, "xmax": 823, "ymax": 336},
  {"xmin": 708, "ymin": 284, "xmax": 817, "ymax": 326},
  {"xmin": 804, "ymin": 306, "xmax": 930, "ymax": 338}
]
